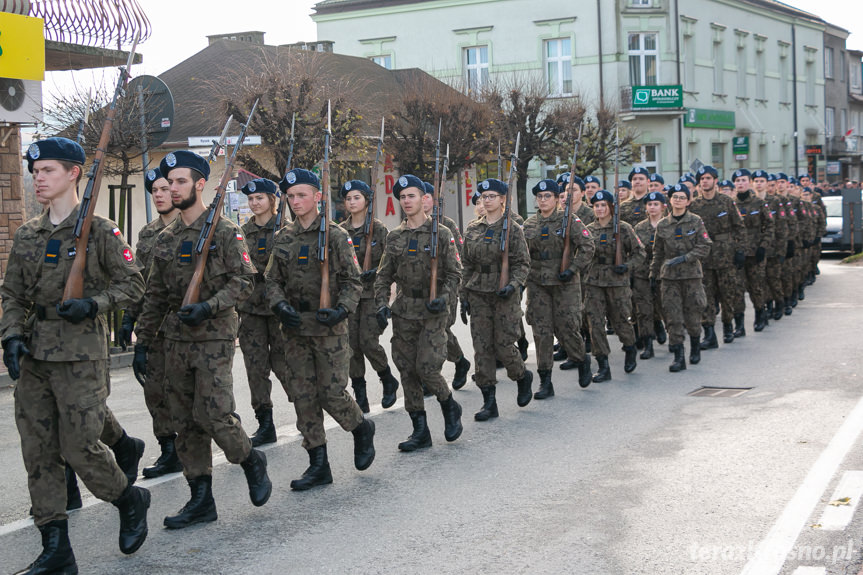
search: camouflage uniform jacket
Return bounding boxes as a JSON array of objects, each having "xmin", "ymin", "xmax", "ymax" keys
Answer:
[
  {"xmin": 789, "ymin": 196, "xmax": 811, "ymax": 243},
  {"xmin": 690, "ymin": 193, "xmax": 745, "ymax": 269},
  {"xmin": 341, "ymin": 217, "xmax": 388, "ymax": 300},
  {"xmin": 441, "ymin": 214, "xmax": 464, "ymax": 257},
  {"xmin": 0, "ymin": 207, "xmax": 144, "ymax": 361},
  {"xmin": 765, "ymin": 194, "xmax": 789, "ymax": 257},
  {"xmin": 812, "ymin": 203, "xmax": 827, "ymax": 237},
  {"xmin": 136, "ymin": 212, "xmax": 256, "ymax": 345},
  {"xmin": 735, "ymin": 191, "xmax": 775, "ymax": 256},
  {"xmin": 462, "ymin": 215, "xmax": 530, "ymax": 293},
  {"xmin": 238, "ymin": 215, "xmax": 278, "ymax": 316},
  {"xmin": 523, "ymin": 208, "xmax": 594, "ymax": 286},
  {"xmin": 265, "ymin": 216, "xmax": 363, "ymax": 337},
  {"xmin": 584, "ymin": 219, "xmax": 644, "ymax": 287},
  {"xmin": 782, "ymin": 194, "xmax": 799, "ymax": 245},
  {"xmin": 576, "ymin": 203, "xmax": 595, "ymax": 225},
  {"xmin": 373, "ymin": 216, "xmax": 462, "ymax": 321},
  {"xmin": 618, "ymin": 194, "xmax": 649, "ymax": 227},
  {"xmin": 632, "ymin": 219, "xmax": 659, "ymax": 280},
  {"xmin": 650, "ymin": 211, "xmax": 712, "ymax": 281}
]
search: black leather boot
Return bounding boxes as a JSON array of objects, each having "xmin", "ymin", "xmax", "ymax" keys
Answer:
[
  {"xmin": 654, "ymin": 320, "xmax": 667, "ymax": 345},
  {"xmin": 516, "ymin": 370, "xmax": 533, "ymax": 407},
  {"xmin": 15, "ymin": 520, "xmax": 77, "ymax": 575},
  {"xmin": 640, "ymin": 337, "xmax": 655, "ymax": 359},
  {"xmin": 351, "ymin": 418, "xmax": 376, "ymax": 470},
  {"xmin": 240, "ymin": 449, "xmax": 272, "ymax": 506},
  {"xmin": 798, "ymin": 284, "xmax": 806, "ymax": 300},
  {"xmin": 351, "ymin": 378, "xmax": 370, "ymax": 414},
  {"xmin": 578, "ymin": 355, "xmax": 592, "ymax": 388},
  {"xmin": 163, "ymin": 476, "xmax": 217, "ymax": 529},
  {"xmin": 250, "ymin": 408, "xmax": 277, "ymax": 447},
  {"xmin": 111, "ymin": 431, "xmax": 145, "ymax": 485},
  {"xmin": 784, "ymin": 298, "xmax": 793, "ymax": 316},
  {"xmin": 772, "ymin": 300, "xmax": 784, "ymax": 321},
  {"xmin": 791, "ymin": 288, "xmax": 799, "ymax": 307},
  {"xmin": 623, "ymin": 345, "xmax": 637, "ymax": 373},
  {"xmin": 439, "ymin": 394, "xmax": 463, "ymax": 442},
  {"xmin": 451, "ymin": 356, "xmax": 471, "ymax": 390},
  {"xmin": 65, "ymin": 464, "xmax": 82, "ymax": 511},
  {"xmin": 290, "ymin": 445, "xmax": 333, "ymax": 491},
  {"xmin": 112, "ymin": 485, "xmax": 150, "ymax": 555},
  {"xmin": 669, "ymin": 344, "xmax": 687, "ymax": 372},
  {"xmin": 689, "ymin": 335, "xmax": 701, "ymax": 365},
  {"xmin": 398, "ymin": 411, "xmax": 432, "ymax": 452},
  {"xmin": 754, "ymin": 308, "xmax": 766, "ymax": 332},
  {"xmin": 553, "ymin": 347, "xmax": 568, "ymax": 361},
  {"xmin": 722, "ymin": 322, "xmax": 735, "ymax": 344},
  {"xmin": 517, "ymin": 335, "xmax": 529, "ymax": 361},
  {"xmin": 733, "ymin": 313, "xmax": 746, "ymax": 338},
  {"xmin": 560, "ymin": 357, "xmax": 578, "ymax": 370},
  {"xmin": 593, "ymin": 355, "xmax": 611, "ymax": 382},
  {"xmin": 766, "ymin": 300, "xmax": 774, "ymax": 319},
  {"xmin": 583, "ymin": 330, "xmax": 592, "ymax": 354},
  {"xmin": 700, "ymin": 325, "xmax": 718, "ymax": 350},
  {"xmin": 474, "ymin": 386, "xmax": 499, "ymax": 421},
  {"xmin": 378, "ymin": 366, "xmax": 400, "ymax": 408},
  {"xmin": 143, "ymin": 434, "xmax": 183, "ymax": 478},
  {"xmin": 534, "ymin": 369, "xmax": 554, "ymax": 399}
]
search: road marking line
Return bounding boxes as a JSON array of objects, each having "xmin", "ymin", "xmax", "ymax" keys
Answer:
[
  {"xmin": 818, "ymin": 470, "xmax": 863, "ymax": 530},
  {"xmin": 740, "ymin": 395, "xmax": 863, "ymax": 575},
  {"xmin": 792, "ymin": 567, "xmax": 826, "ymax": 575}
]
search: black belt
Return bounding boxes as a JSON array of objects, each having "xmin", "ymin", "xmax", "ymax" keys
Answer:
[
  {"xmin": 537, "ymin": 251, "xmax": 552, "ymax": 261},
  {"xmin": 479, "ymin": 265, "xmax": 497, "ymax": 273},
  {"xmin": 291, "ymin": 300, "xmax": 312, "ymax": 312},
  {"xmin": 410, "ymin": 289, "xmax": 430, "ymax": 299},
  {"xmin": 598, "ymin": 256, "xmax": 607, "ymax": 264},
  {"xmin": 34, "ymin": 304, "xmax": 62, "ymax": 321}
]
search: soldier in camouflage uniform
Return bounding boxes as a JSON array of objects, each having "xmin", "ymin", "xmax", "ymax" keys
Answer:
[
  {"xmin": 650, "ymin": 184, "xmax": 713, "ymax": 372},
  {"xmin": 584, "ymin": 175, "xmax": 601, "ymax": 203},
  {"xmin": 690, "ymin": 165, "xmax": 746, "ymax": 348},
  {"xmin": 134, "ymin": 151, "xmax": 272, "ymax": 528},
  {"xmin": 753, "ymin": 170, "xmax": 787, "ymax": 325},
  {"xmin": 632, "ymin": 191, "xmax": 668, "ymax": 360},
  {"xmin": 461, "ymin": 178, "xmax": 534, "ymax": 420},
  {"xmin": 775, "ymin": 174, "xmax": 799, "ymax": 315},
  {"xmin": 807, "ymin": 189, "xmax": 826, "ymax": 284},
  {"xmin": 584, "ymin": 190, "xmax": 645, "ymax": 382},
  {"xmin": 265, "ymin": 168, "xmax": 376, "ymax": 491},
  {"xmin": 789, "ymin": 180, "xmax": 814, "ymax": 301},
  {"xmin": 339, "ymin": 179, "xmax": 400, "ymax": 412},
  {"xmin": 648, "ymin": 173, "xmax": 665, "ymax": 193},
  {"xmin": 2, "ymin": 138, "xmax": 151, "ymax": 572},
  {"xmin": 374, "ymin": 175, "xmax": 464, "ymax": 452},
  {"xmin": 235, "ymin": 178, "xmax": 292, "ymax": 447},
  {"xmin": 618, "ymin": 167, "xmax": 650, "ymax": 227}
]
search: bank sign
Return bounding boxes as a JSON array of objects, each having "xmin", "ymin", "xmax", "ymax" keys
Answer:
[{"xmin": 632, "ymin": 85, "xmax": 683, "ymax": 109}]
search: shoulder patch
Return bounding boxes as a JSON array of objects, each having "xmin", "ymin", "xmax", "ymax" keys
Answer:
[
  {"xmin": 242, "ymin": 252, "xmax": 251, "ymax": 264},
  {"xmin": 236, "ymin": 233, "xmax": 244, "ymax": 241},
  {"xmin": 112, "ymin": 227, "xmax": 122, "ymax": 237},
  {"xmin": 582, "ymin": 228, "xmax": 590, "ymax": 237},
  {"xmin": 123, "ymin": 248, "xmax": 134, "ymax": 262}
]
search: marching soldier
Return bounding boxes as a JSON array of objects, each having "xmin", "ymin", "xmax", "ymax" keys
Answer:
[
  {"xmin": 374, "ymin": 175, "xmax": 464, "ymax": 451},
  {"xmin": 648, "ymin": 173, "xmax": 665, "ymax": 193},
  {"xmin": 339, "ymin": 179, "xmax": 400, "ymax": 412},
  {"xmin": 2, "ymin": 137, "xmax": 150, "ymax": 572},
  {"xmin": 618, "ymin": 167, "xmax": 650, "ymax": 226},
  {"xmin": 632, "ymin": 190, "xmax": 668, "ymax": 359},
  {"xmin": 775, "ymin": 174, "xmax": 799, "ymax": 315},
  {"xmin": 266, "ymin": 168, "xmax": 376, "ymax": 490},
  {"xmin": 584, "ymin": 175, "xmax": 601, "ymax": 202},
  {"xmin": 650, "ymin": 184, "xmax": 712, "ymax": 372},
  {"xmin": 134, "ymin": 151, "xmax": 272, "ymax": 528},
  {"xmin": 753, "ymin": 170, "xmax": 787, "ymax": 325}
]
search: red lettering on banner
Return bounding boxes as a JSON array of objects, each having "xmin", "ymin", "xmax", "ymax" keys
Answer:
[
  {"xmin": 386, "ymin": 196, "xmax": 396, "ymax": 216},
  {"xmin": 464, "ymin": 170, "xmax": 474, "ymax": 206},
  {"xmin": 384, "ymin": 154, "xmax": 394, "ymax": 172},
  {"xmin": 385, "ymin": 175, "xmax": 394, "ymax": 195}
]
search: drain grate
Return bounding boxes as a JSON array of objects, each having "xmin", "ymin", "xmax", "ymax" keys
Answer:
[{"xmin": 688, "ymin": 386, "xmax": 752, "ymax": 398}]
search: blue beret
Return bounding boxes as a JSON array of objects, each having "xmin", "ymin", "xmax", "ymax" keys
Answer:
[
  {"xmin": 799, "ymin": 173, "xmax": 812, "ymax": 180},
  {"xmin": 392, "ymin": 174, "xmax": 425, "ymax": 199},
  {"xmin": 471, "ymin": 190, "xmax": 482, "ymax": 205},
  {"xmin": 679, "ymin": 174, "xmax": 696, "ymax": 185},
  {"xmin": 695, "ymin": 165, "xmax": 719, "ymax": 182},
  {"xmin": 160, "ymin": 151, "xmax": 210, "ymax": 181},
  {"xmin": 751, "ymin": 169, "xmax": 769, "ymax": 180},
  {"xmin": 339, "ymin": 179, "xmax": 372, "ymax": 199},
  {"xmin": 649, "ymin": 173, "xmax": 665, "ymax": 184},
  {"xmin": 557, "ymin": 172, "xmax": 585, "ymax": 190},
  {"xmin": 663, "ymin": 184, "xmax": 674, "ymax": 192},
  {"xmin": 422, "ymin": 181, "xmax": 435, "ymax": 196},
  {"xmin": 618, "ymin": 180, "xmax": 632, "ymax": 190},
  {"xmin": 556, "ymin": 172, "xmax": 570, "ymax": 185},
  {"xmin": 789, "ymin": 177, "xmax": 798, "ymax": 185},
  {"xmin": 767, "ymin": 173, "xmax": 777, "ymax": 182},
  {"xmin": 479, "ymin": 178, "xmax": 507, "ymax": 195},
  {"xmin": 719, "ymin": 179, "xmax": 734, "ymax": 189},
  {"xmin": 144, "ymin": 167, "xmax": 165, "ymax": 194},
  {"xmin": 531, "ymin": 179, "xmax": 560, "ymax": 196},
  {"xmin": 568, "ymin": 175, "xmax": 585, "ymax": 190},
  {"xmin": 669, "ymin": 183, "xmax": 690, "ymax": 199},
  {"xmin": 732, "ymin": 168, "xmax": 751, "ymax": 181},
  {"xmin": 242, "ymin": 178, "xmax": 279, "ymax": 197},
  {"xmin": 802, "ymin": 186, "xmax": 813, "ymax": 194},
  {"xmin": 629, "ymin": 166, "xmax": 650, "ymax": 180},
  {"xmin": 645, "ymin": 191, "xmax": 667, "ymax": 204},
  {"xmin": 591, "ymin": 189, "xmax": 614, "ymax": 204},
  {"xmin": 280, "ymin": 168, "xmax": 320, "ymax": 192},
  {"xmin": 776, "ymin": 172, "xmax": 789, "ymax": 181},
  {"xmin": 584, "ymin": 175, "xmax": 601, "ymax": 185},
  {"xmin": 26, "ymin": 137, "xmax": 85, "ymax": 173}
]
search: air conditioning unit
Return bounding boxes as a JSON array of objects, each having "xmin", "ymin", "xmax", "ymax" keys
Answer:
[{"xmin": 0, "ymin": 78, "xmax": 42, "ymax": 124}]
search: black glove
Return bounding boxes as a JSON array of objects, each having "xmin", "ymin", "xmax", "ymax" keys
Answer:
[
  {"xmin": 274, "ymin": 301, "xmax": 301, "ymax": 329},
  {"xmin": 802, "ymin": 239, "xmax": 811, "ymax": 249},
  {"xmin": 425, "ymin": 297, "xmax": 447, "ymax": 314},
  {"xmin": 360, "ymin": 268, "xmax": 377, "ymax": 281},
  {"xmin": 665, "ymin": 255, "xmax": 686, "ymax": 267},
  {"xmin": 316, "ymin": 305, "xmax": 348, "ymax": 327},
  {"xmin": 2, "ymin": 336, "xmax": 30, "ymax": 381},
  {"xmin": 498, "ymin": 285, "xmax": 516, "ymax": 299},
  {"xmin": 734, "ymin": 250, "xmax": 746, "ymax": 269},
  {"xmin": 786, "ymin": 240, "xmax": 795, "ymax": 259},
  {"xmin": 376, "ymin": 306, "xmax": 391, "ymax": 330},
  {"xmin": 755, "ymin": 246, "xmax": 766, "ymax": 263},
  {"xmin": 558, "ymin": 269, "xmax": 575, "ymax": 283},
  {"xmin": 613, "ymin": 264, "xmax": 629, "ymax": 275},
  {"xmin": 815, "ymin": 237, "xmax": 822, "ymax": 246},
  {"xmin": 132, "ymin": 344, "xmax": 148, "ymax": 385},
  {"xmin": 650, "ymin": 277, "xmax": 657, "ymax": 291},
  {"xmin": 460, "ymin": 299, "xmax": 470, "ymax": 324},
  {"xmin": 56, "ymin": 298, "xmax": 98, "ymax": 324},
  {"xmin": 119, "ymin": 312, "xmax": 135, "ymax": 351},
  {"xmin": 177, "ymin": 301, "xmax": 212, "ymax": 327}
]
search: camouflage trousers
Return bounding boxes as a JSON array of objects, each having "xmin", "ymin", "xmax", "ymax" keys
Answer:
[
  {"xmin": 465, "ymin": 290, "xmax": 526, "ymax": 389},
  {"xmin": 743, "ymin": 257, "xmax": 768, "ymax": 309},
  {"xmin": 766, "ymin": 257, "xmax": 785, "ymax": 301},
  {"xmin": 164, "ymin": 339, "xmax": 251, "ymax": 478},
  {"xmin": 584, "ymin": 284, "xmax": 636, "ymax": 357},
  {"xmin": 282, "ymin": 333, "xmax": 364, "ymax": 450},
  {"xmin": 701, "ymin": 267, "xmax": 742, "ymax": 325},
  {"xmin": 238, "ymin": 313, "xmax": 291, "ymax": 410},
  {"xmin": 526, "ymin": 281, "xmax": 585, "ymax": 371},
  {"xmin": 348, "ymin": 298, "xmax": 390, "ymax": 379},
  {"xmin": 391, "ymin": 313, "xmax": 451, "ymax": 412},
  {"xmin": 783, "ymin": 255, "xmax": 797, "ymax": 299},
  {"xmin": 15, "ymin": 357, "xmax": 128, "ymax": 526},
  {"xmin": 141, "ymin": 335, "xmax": 173, "ymax": 437},
  {"xmin": 446, "ymin": 297, "xmax": 464, "ymax": 363},
  {"xmin": 661, "ymin": 278, "xmax": 707, "ymax": 345},
  {"xmin": 632, "ymin": 277, "xmax": 659, "ymax": 339}
]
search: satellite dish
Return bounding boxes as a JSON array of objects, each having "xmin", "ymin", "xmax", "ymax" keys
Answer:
[{"xmin": 125, "ymin": 75, "xmax": 174, "ymax": 148}]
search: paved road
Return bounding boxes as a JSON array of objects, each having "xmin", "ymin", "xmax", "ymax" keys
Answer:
[{"xmin": 1, "ymin": 257, "xmax": 862, "ymax": 575}]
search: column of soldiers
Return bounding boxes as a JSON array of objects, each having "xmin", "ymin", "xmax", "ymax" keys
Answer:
[{"xmin": 1, "ymin": 135, "xmax": 828, "ymax": 573}]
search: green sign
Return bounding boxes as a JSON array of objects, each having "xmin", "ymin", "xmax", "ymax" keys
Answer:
[
  {"xmin": 732, "ymin": 136, "xmax": 749, "ymax": 160},
  {"xmin": 631, "ymin": 85, "xmax": 683, "ymax": 109},
  {"xmin": 684, "ymin": 108, "xmax": 735, "ymax": 130}
]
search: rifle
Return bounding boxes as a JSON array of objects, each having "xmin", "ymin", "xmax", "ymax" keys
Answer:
[
  {"xmin": 429, "ymin": 119, "xmax": 442, "ymax": 301},
  {"xmin": 439, "ymin": 143, "xmax": 450, "ymax": 221},
  {"xmin": 207, "ymin": 114, "xmax": 232, "ymax": 164},
  {"xmin": 613, "ymin": 122, "xmax": 623, "ymax": 267},
  {"xmin": 499, "ymin": 132, "xmax": 521, "ymax": 290},
  {"xmin": 182, "ymin": 99, "xmax": 258, "ymax": 306},
  {"xmin": 560, "ymin": 122, "xmax": 585, "ymax": 274},
  {"xmin": 362, "ymin": 117, "xmax": 385, "ymax": 271},
  {"xmin": 273, "ymin": 112, "xmax": 296, "ymax": 245},
  {"xmin": 63, "ymin": 36, "xmax": 138, "ymax": 301},
  {"xmin": 318, "ymin": 100, "xmax": 332, "ymax": 309},
  {"xmin": 75, "ymin": 90, "xmax": 92, "ymax": 145}
]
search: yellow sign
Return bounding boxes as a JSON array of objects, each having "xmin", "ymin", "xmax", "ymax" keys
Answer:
[{"xmin": 0, "ymin": 13, "xmax": 45, "ymax": 81}]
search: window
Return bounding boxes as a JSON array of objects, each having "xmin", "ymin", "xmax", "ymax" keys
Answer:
[
  {"xmin": 545, "ymin": 38, "xmax": 573, "ymax": 96},
  {"xmin": 851, "ymin": 61, "xmax": 861, "ymax": 91},
  {"xmin": 713, "ymin": 38, "xmax": 725, "ymax": 94},
  {"xmin": 631, "ymin": 0, "xmax": 652, "ymax": 5},
  {"xmin": 632, "ymin": 143, "xmax": 659, "ymax": 174},
  {"xmin": 711, "ymin": 142, "xmax": 725, "ymax": 173},
  {"xmin": 826, "ymin": 107, "xmax": 835, "ymax": 138},
  {"xmin": 628, "ymin": 33, "xmax": 658, "ymax": 86},
  {"xmin": 841, "ymin": 109, "xmax": 847, "ymax": 136},
  {"xmin": 779, "ymin": 52, "xmax": 789, "ymax": 102},
  {"xmin": 825, "ymin": 47, "xmax": 834, "ymax": 79},
  {"xmin": 840, "ymin": 51, "xmax": 846, "ymax": 82},
  {"xmin": 369, "ymin": 55, "xmax": 392, "ymax": 69},
  {"xmin": 806, "ymin": 60, "xmax": 815, "ymax": 106},
  {"xmin": 683, "ymin": 35, "xmax": 695, "ymax": 91},
  {"xmin": 464, "ymin": 45, "xmax": 489, "ymax": 92},
  {"xmin": 736, "ymin": 43, "xmax": 747, "ymax": 98}
]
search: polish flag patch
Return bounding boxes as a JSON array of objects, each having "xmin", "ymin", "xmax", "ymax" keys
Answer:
[
  {"xmin": 703, "ymin": 232, "xmax": 709, "ymax": 239},
  {"xmin": 236, "ymin": 233, "xmax": 244, "ymax": 241},
  {"xmin": 123, "ymin": 248, "xmax": 134, "ymax": 262},
  {"xmin": 347, "ymin": 237, "xmax": 354, "ymax": 245},
  {"xmin": 242, "ymin": 252, "xmax": 251, "ymax": 263},
  {"xmin": 112, "ymin": 227, "xmax": 122, "ymax": 237}
]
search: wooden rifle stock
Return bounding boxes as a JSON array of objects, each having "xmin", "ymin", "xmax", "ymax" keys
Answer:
[
  {"xmin": 560, "ymin": 123, "xmax": 584, "ymax": 274},
  {"xmin": 319, "ymin": 101, "xmax": 332, "ymax": 309}
]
